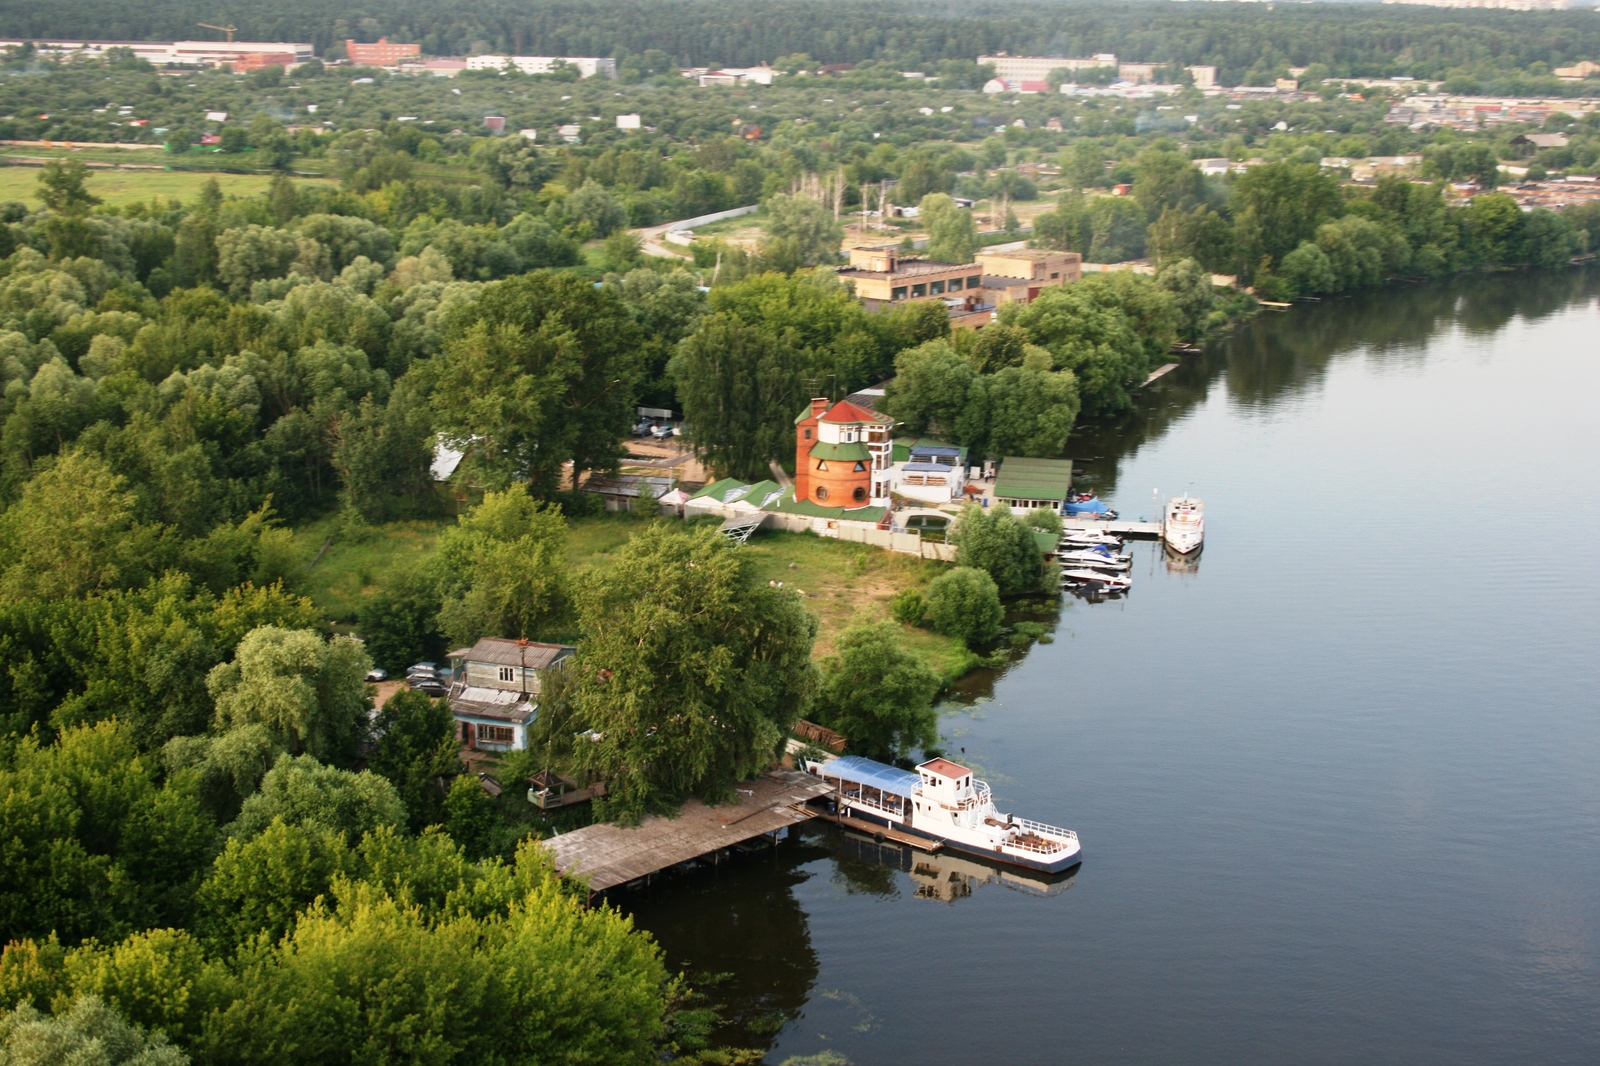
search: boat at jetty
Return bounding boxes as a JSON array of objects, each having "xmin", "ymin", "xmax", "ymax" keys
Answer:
[
  {"xmin": 1057, "ymin": 547, "xmax": 1131, "ymax": 569},
  {"xmin": 805, "ymin": 755, "xmax": 1082, "ymax": 873},
  {"xmin": 1164, "ymin": 495, "xmax": 1205, "ymax": 554},
  {"xmin": 1060, "ymin": 530, "xmax": 1123, "ymax": 548},
  {"xmin": 1061, "ymin": 568, "xmax": 1132, "ymax": 592}
]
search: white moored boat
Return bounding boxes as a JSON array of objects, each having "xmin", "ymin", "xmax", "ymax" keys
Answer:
[
  {"xmin": 1056, "ymin": 548, "xmax": 1131, "ymax": 570},
  {"xmin": 1059, "ymin": 530, "xmax": 1123, "ymax": 548},
  {"xmin": 1061, "ymin": 568, "xmax": 1132, "ymax": 591},
  {"xmin": 807, "ymin": 756, "xmax": 1082, "ymax": 874},
  {"xmin": 1164, "ymin": 495, "xmax": 1204, "ymax": 554}
]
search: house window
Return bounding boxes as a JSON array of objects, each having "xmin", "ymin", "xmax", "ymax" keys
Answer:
[
  {"xmin": 929, "ymin": 280, "xmax": 945, "ymax": 295},
  {"xmin": 853, "ymin": 461, "xmax": 866, "ymax": 472},
  {"xmin": 476, "ymin": 724, "xmax": 515, "ymax": 745},
  {"xmin": 816, "ymin": 486, "xmax": 829, "ymax": 501},
  {"xmin": 968, "ymin": 275, "xmax": 981, "ymax": 289},
  {"xmin": 804, "ymin": 429, "xmax": 812, "ymax": 439},
  {"xmin": 853, "ymin": 486, "xmax": 867, "ymax": 502},
  {"xmin": 891, "ymin": 286, "xmax": 907, "ymax": 301},
  {"xmin": 948, "ymin": 277, "xmax": 963, "ymax": 291},
  {"xmin": 498, "ymin": 666, "xmax": 515, "ymax": 682},
  {"xmin": 817, "ymin": 460, "xmax": 828, "ymax": 471},
  {"xmin": 911, "ymin": 283, "xmax": 927, "ymax": 298}
]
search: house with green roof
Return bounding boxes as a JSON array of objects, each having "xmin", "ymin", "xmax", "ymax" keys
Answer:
[{"xmin": 993, "ymin": 456, "xmax": 1074, "ymax": 511}]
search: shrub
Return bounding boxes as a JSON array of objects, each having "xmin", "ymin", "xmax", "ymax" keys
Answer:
[
  {"xmin": 923, "ymin": 567, "xmax": 1003, "ymax": 647},
  {"xmin": 890, "ymin": 588, "xmax": 926, "ymax": 626}
]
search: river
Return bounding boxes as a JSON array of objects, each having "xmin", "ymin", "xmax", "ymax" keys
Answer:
[{"xmin": 624, "ymin": 270, "xmax": 1600, "ymax": 1064}]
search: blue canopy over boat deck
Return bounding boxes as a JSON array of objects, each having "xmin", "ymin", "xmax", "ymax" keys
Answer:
[{"xmin": 820, "ymin": 756, "xmax": 921, "ymax": 798}]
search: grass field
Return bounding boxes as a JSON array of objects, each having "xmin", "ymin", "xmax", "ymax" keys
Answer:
[
  {"xmin": 0, "ymin": 165, "xmax": 335, "ymax": 207},
  {"xmin": 289, "ymin": 507, "xmax": 970, "ymax": 675}
]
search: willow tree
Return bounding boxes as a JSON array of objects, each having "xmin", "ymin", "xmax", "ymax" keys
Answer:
[{"xmin": 564, "ymin": 524, "xmax": 817, "ymax": 819}]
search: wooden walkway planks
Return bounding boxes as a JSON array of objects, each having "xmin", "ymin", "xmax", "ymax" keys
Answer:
[{"xmin": 547, "ymin": 770, "xmax": 833, "ymax": 892}]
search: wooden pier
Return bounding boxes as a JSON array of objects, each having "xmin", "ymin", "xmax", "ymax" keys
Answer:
[
  {"xmin": 1061, "ymin": 516, "xmax": 1164, "ymax": 538},
  {"xmin": 834, "ymin": 812, "xmax": 941, "ymax": 852},
  {"xmin": 546, "ymin": 770, "xmax": 832, "ymax": 892}
]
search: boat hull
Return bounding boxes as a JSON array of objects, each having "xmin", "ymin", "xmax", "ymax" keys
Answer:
[{"xmin": 836, "ymin": 804, "xmax": 1084, "ymax": 874}]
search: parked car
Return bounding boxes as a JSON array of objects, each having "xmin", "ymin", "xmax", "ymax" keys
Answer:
[
  {"xmin": 365, "ymin": 667, "xmax": 388, "ymax": 682},
  {"xmin": 408, "ymin": 677, "xmax": 449, "ymax": 698}
]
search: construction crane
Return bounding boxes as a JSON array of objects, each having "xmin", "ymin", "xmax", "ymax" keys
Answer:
[{"xmin": 196, "ymin": 22, "xmax": 238, "ymax": 43}]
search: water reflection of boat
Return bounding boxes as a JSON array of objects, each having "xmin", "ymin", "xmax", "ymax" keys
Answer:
[
  {"xmin": 1164, "ymin": 543, "xmax": 1202, "ymax": 574},
  {"xmin": 807, "ymin": 756, "xmax": 1082, "ymax": 874},
  {"xmin": 834, "ymin": 826, "xmax": 1079, "ymax": 901}
]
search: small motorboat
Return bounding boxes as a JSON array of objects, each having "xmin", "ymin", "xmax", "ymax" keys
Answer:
[
  {"xmin": 1059, "ymin": 530, "xmax": 1123, "ymax": 548},
  {"xmin": 1056, "ymin": 548, "xmax": 1131, "ymax": 570},
  {"xmin": 1061, "ymin": 568, "xmax": 1132, "ymax": 591}
]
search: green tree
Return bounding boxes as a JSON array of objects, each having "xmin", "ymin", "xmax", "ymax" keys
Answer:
[
  {"xmin": 564, "ymin": 179, "xmax": 628, "ymax": 237},
  {"xmin": 0, "ymin": 721, "xmax": 214, "ymax": 944},
  {"xmin": 975, "ymin": 361, "xmax": 1079, "ymax": 462},
  {"xmin": 1064, "ymin": 141, "xmax": 1106, "ymax": 190},
  {"xmin": 369, "ymin": 689, "xmax": 460, "ymax": 832},
  {"xmin": 1232, "ymin": 162, "xmax": 1343, "ymax": 276},
  {"xmin": 1156, "ymin": 258, "xmax": 1217, "ymax": 338},
  {"xmin": 356, "ymin": 570, "xmax": 444, "ymax": 673},
  {"xmin": 565, "ymin": 525, "xmax": 817, "ymax": 818},
  {"xmin": 1131, "ymin": 146, "xmax": 1203, "ymax": 222},
  {"xmin": 952, "ymin": 502, "xmax": 1045, "ymax": 595},
  {"xmin": 431, "ymin": 485, "xmax": 571, "ymax": 647},
  {"xmin": 432, "ymin": 272, "xmax": 641, "ymax": 493},
  {"xmin": 880, "ymin": 338, "xmax": 979, "ymax": 441},
  {"xmin": 229, "ymin": 753, "xmax": 405, "ymax": 843},
  {"xmin": 670, "ymin": 312, "xmax": 808, "ymax": 480},
  {"xmin": 920, "ymin": 193, "xmax": 979, "ymax": 264},
  {"xmin": 0, "ymin": 452, "xmax": 147, "ymax": 600},
  {"xmin": 36, "ymin": 159, "xmax": 101, "ymax": 216},
  {"xmin": 923, "ymin": 566, "xmax": 1003, "ymax": 647},
  {"xmin": 195, "ymin": 818, "xmax": 353, "ymax": 950},
  {"xmin": 206, "ymin": 628, "xmax": 372, "ymax": 764},
  {"xmin": 814, "ymin": 622, "xmax": 940, "ymax": 761},
  {"xmin": 764, "ymin": 192, "xmax": 844, "ymax": 266},
  {"xmin": 1001, "ymin": 284, "xmax": 1148, "ymax": 417},
  {"xmin": 0, "ymin": 996, "xmax": 188, "ymax": 1066}
]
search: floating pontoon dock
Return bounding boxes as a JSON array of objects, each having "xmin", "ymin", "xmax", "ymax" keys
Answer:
[
  {"xmin": 547, "ymin": 770, "xmax": 832, "ymax": 893},
  {"xmin": 1061, "ymin": 516, "xmax": 1164, "ymax": 538}
]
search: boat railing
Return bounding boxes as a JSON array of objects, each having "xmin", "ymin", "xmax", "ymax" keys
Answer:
[
  {"xmin": 841, "ymin": 789, "xmax": 906, "ymax": 819},
  {"xmin": 1004, "ymin": 817, "xmax": 1079, "ymax": 854}
]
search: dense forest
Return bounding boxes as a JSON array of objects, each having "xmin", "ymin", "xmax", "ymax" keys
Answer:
[
  {"xmin": 7, "ymin": 0, "xmax": 1600, "ymax": 87},
  {"xmin": 2, "ymin": 3, "xmax": 1599, "ymax": 1060}
]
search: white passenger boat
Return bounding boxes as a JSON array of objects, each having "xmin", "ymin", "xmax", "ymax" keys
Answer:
[
  {"xmin": 1056, "ymin": 548, "xmax": 1131, "ymax": 569},
  {"xmin": 1061, "ymin": 568, "xmax": 1132, "ymax": 591},
  {"xmin": 807, "ymin": 756, "xmax": 1082, "ymax": 874},
  {"xmin": 1164, "ymin": 495, "xmax": 1204, "ymax": 554}
]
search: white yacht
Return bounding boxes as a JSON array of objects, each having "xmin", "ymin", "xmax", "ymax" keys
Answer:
[
  {"xmin": 808, "ymin": 756, "xmax": 1082, "ymax": 874},
  {"xmin": 1164, "ymin": 495, "xmax": 1205, "ymax": 554},
  {"xmin": 1057, "ymin": 548, "xmax": 1131, "ymax": 570},
  {"xmin": 1060, "ymin": 530, "xmax": 1123, "ymax": 548},
  {"xmin": 1061, "ymin": 568, "xmax": 1132, "ymax": 591}
]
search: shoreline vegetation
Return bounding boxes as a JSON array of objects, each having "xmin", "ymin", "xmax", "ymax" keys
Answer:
[{"xmin": 2, "ymin": 2, "xmax": 1600, "ymax": 1059}]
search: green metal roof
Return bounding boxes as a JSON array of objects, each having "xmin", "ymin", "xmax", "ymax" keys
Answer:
[
  {"xmin": 1031, "ymin": 530, "xmax": 1059, "ymax": 554},
  {"xmin": 993, "ymin": 457, "xmax": 1074, "ymax": 502},
  {"xmin": 809, "ymin": 441, "xmax": 871, "ymax": 463},
  {"xmin": 689, "ymin": 477, "xmax": 747, "ymax": 501}
]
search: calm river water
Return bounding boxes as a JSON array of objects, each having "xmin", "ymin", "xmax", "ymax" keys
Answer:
[{"xmin": 625, "ymin": 270, "xmax": 1600, "ymax": 1064}]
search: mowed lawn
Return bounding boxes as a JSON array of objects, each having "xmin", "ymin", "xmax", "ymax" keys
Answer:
[
  {"xmin": 291, "ymin": 508, "xmax": 967, "ymax": 673},
  {"xmin": 0, "ymin": 165, "xmax": 334, "ymax": 207}
]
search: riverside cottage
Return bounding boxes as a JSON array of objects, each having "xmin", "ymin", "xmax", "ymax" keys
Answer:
[{"xmin": 446, "ymin": 637, "xmax": 575, "ymax": 751}]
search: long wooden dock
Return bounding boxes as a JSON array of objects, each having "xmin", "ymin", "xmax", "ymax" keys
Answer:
[
  {"xmin": 546, "ymin": 770, "xmax": 832, "ymax": 892},
  {"xmin": 1061, "ymin": 516, "xmax": 1164, "ymax": 537}
]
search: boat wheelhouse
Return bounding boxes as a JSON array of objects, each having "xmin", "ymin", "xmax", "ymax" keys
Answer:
[{"xmin": 807, "ymin": 755, "xmax": 1082, "ymax": 874}]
